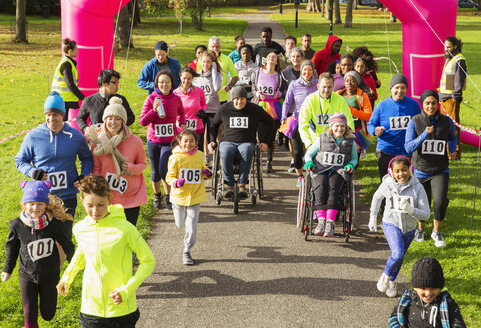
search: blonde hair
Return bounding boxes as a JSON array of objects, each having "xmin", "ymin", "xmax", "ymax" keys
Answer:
[
  {"xmin": 328, "ymin": 124, "xmax": 355, "ymax": 139},
  {"xmin": 21, "ymin": 194, "xmax": 73, "ymax": 222}
]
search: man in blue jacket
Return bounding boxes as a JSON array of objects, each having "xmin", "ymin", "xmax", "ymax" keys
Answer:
[
  {"xmin": 137, "ymin": 41, "xmax": 181, "ymax": 93},
  {"xmin": 15, "ymin": 92, "xmax": 93, "ymax": 239}
]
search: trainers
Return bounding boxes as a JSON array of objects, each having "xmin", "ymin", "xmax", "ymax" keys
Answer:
[
  {"xmin": 431, "ymin": 231, "xmax": 446, "ymax": 247},
  {"xmin": 377, "ymin": 273, "xmax": 389, "ymax": 293},
  {"xmin": 239, "ymin": 186, "xmax": 248, "ymax": 199},
  {"xmin": 165, "ymin": 196, "xmax": 172, "ymax": 210},
  {"xmin": 224, "ymin": 188, "xmax": 234, "ymax": 199},
  {"xmin": 296, "ymin": 176, "xmax": 303, "ymax": 188},
  {"xmin": 266, "ymin": 162, "xmax": 273, "ymax": 173},
  {"xmin": 323, "ymin": 220, "xmax": 335, "ymax": 237},
  {"xmin": 386, "ymin": 280, "xmax": 397, "ymax": 298},
  {"xmin": 287, "ymin": 162, "xmax": 295, "ymax": 173},
  {"xmin": 152, "ymin": 194, "xmax": 163, "ymax": 209},
  {"xmin": 183, "ymin": 251, "xmax": 193, "ymax": 265},
  {"xmin": 414, "ymin": 229, "xmax": 425, "ymax": 242},
  {"xmin": 313, "ymin": 220, "xmax": 325, "ymax": 235}
]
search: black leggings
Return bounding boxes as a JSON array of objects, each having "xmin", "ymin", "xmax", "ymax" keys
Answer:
[
  {"xmin": 19, "ymin": 276, "xmax": 58, "ymax": 328},
  {"xmin": 419, "ymin": 172, "xmax": 449, "ymax": 221},
  {"xmin": 312, "ymin": 171, "xmax": 344, "ymax": 210},
  {"xmin": 124, "ymin": 206, "xmax": 141, "ymax": 227},
  {"xmin": 376, "ymin": 150, "xmax": 398, "ymax": 181},
  {"xmin": 290, "ymin": 128, "xmax": 305, "ymax": 170},
  {"xmin": 257, "ymin": 120, "xmax": 279, "ymax": 162},
  {"xmin": 79, "ymin": 309, "xmax": 140, "ymax": 328}
]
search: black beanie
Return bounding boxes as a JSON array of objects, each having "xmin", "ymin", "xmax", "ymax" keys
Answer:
[
  {"xmin": 389, "ymin": 74, "xmax": 408, "ymax": 90},
  {"xmin": 420, "ymin": 89, "xmax": 439, "ymax": 106},
  {"xmin": 411, "ymin": 257, "xmax": 445, "ymax": 289}
]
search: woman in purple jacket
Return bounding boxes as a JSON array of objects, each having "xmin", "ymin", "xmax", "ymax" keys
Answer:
[
  {"xmin": 140, "ymin": 70, "xmax": 187, "ymax": 210},
  {"xmin": 281, "ymin": 61, "xmax": 318, "ymax": 186}
]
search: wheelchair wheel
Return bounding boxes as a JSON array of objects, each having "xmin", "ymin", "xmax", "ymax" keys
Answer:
[
  {"xmin": 303, "ymin": 224, "xmax": 310, "ymax": 241},
  {"xmin": 212, "ymin": 148, "xmax": 220, "ymax": 198},
  {"xmin": 341, "ymin": 182, "xmax": 354, "ymax": 243},
  {"xmin": 255, "ymin": 146, "xmax": 264, "ymax": 200},
  {"xmin": 296, "ymin": 176, "xmax": 306, "ymax": 229},
  {"xmin": 301, "ymin": 176, "xmax": 312, "ymax": 238},
  {"xmin": 233, "ymin": 181, "xmax": 239, "ymax": 214},
  {"xmin": 350, "ymin": 181, "xmax": 356, "ymax": 231}
]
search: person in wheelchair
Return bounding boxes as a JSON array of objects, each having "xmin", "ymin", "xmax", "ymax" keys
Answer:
[
  {"xmin": 303, "ymin": 113, "xmax": 358, "ymax": 237},
  {"xmin": 208, "ymin": 87, "xmax": 275, "ymax": 199}
]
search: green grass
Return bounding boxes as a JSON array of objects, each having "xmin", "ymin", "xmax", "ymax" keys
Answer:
[
  {"xmin": 0, "ymin": 14, "xmax": 246, "ymax": 327},
  {"xmin": 274, "ymin": 8, "xmax": 481, "ymax": 326}
]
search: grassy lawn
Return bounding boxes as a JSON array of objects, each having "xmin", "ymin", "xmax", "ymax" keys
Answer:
[
  {"xmin": 274, "ymin": 8, "xmax": 481, "ymax": 326},
  {"xmin": 0, "ymin": 14, "xmax": 246, "ymax": 327}
]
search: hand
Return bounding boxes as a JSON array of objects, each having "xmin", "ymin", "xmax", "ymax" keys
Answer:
[
  {"xmin": 73, "ymin": 175, "xmax": 85, "ymax": 189},
  {"xmin": 400, "ymin": 198, "xmax": 414, "ymax": 215},
  {"xmin": 259, "ymin": 94, "xmax": 266, "ymax": 100},
  {"xmin": 260, "ymin": 143, "xmax": 268, "ymax": 152},
  {"xmin": 32, "ymin": 169, "xmax": 46, "ymax": 181},
  {"xmin": 368, "ymin": 216, "xmax": 378, "ymax": 232},
  {"xmin": 56, "ymin": 281, "xmax": 69, "ymax": 296},
  {"xmin": 109, "ymin": 289, "xmax": 123, "ymax": 305},
  {"xmin": 121, "ymin": 162, "xmax": 129, "ymax": 170},
  {"xmin": 180, "ymin": 124, "xmax": 187, "ymax": 131},
  {"xmin": 222, "ymin": 85, "xmax": 231, "ymax": 92},
  {"xmin": 208, "ymin": 142, "xmax": 217, "ymax": 154},
  {"xmin": 202, "ymin": 169, "xmax": 212, "ymax": 177},
  {"xmin": 425, "ymin": 126, "xmax": 434, "ymax": 134},
  {"xmin": 449, "ymin": 152, "xmax": 457, "ymax": 160},
  {"xmin": 374, "ymin": 126, "xmax": 385, "ymax": 136},
  {"xmin": 344, "ymin": 164, "xmax": 354, "ymax": 173},
  {"xmin": 195, "ymin": 110, "xmax": 206, "ymax": 120},
  {"xmin": 152, "ymin": 99, "xmax": 160, "ymax": 112},
  {"xmin": 304, "ymin": 160, "xmax": 315, "ymax": 172},
  {"xmin": 173, "ymin": 178, "xmax": 185, "ymax": 188},
  {"xmin": 281, "ymin": 119, "xmax": 286, "ymax": 125},
  {"xmin": 1, "ymin": 272, "xmax": 11, "ymax": 282}
]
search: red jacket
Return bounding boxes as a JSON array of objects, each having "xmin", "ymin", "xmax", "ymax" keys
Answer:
[
  {"xmin": 361, "ymin": 72, "xmax": 378, "ymax": 105},
  {"xmin": 312, "ymin": 35, "xmax": 342, "ymax": 74}
]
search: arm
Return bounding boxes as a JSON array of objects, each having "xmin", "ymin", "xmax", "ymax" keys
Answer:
[
  {"xmin": 126, "ymin": 137, "xmax": 147, "ymax": 176},
  {"xmin": 352, "ymin": 92, "xmax": 372, "ymax": 122},
  {"xmin": 199, "ymin": 90, "xmax": 207, "ymax": 112},
  {"xmin": 347, "ymin": 141, "xmax": 358, "ymax": 169},
  {"xmin": 59, "ymin": 245, "xmax": 86, "ymax": 288},
  {"xmin": 91, "ymin": 145, "xmax": 101, "ymax": 175},
  {"xmin": 447, "ymin": 119, "xmax": 457, "ymax": 155},
  {"xmin": 412, "ymin": 183, "xmax": 431, "ymax": 221},
  {"xmin": 139, "ymin": 96, "xmax": 158, "ymax": 126},
  {"xmin": 76, "ymin": 100, "xmax": 90, "ymax": 132},
  {"xmin": 55, "ymin": 222, "xmax": 75, "ymax": 262},
  {"xmin": 137, "ymin": 63, "xmax": 155, "ymax": 92},
  {"xmin": 14, "ymin": 134, "xmax": 36, "ymax": 178},
  {"xmin": 211, "ymin": 65, "xmax": 222, "ymax": 92},
  {"xmin": 366, "ymin": 104, "xmax": 381, "ymax": 136},
  {"xmin": 448, "ymin": 297, "xmax": 467, "ymax": 328},
  {"xmin": 121, "ymin": 96, "xmax": 136, "ymax": 126},
  {"xmin": 370, "ymin": 183, "xmax": 388, "ymax": 219},
  {"xmin": 404, "ymin": 120, "xmax": 427, "ymax": 155},
  {"xmin": 176, "ymin": 98, "xmax": 187, "ymax": 127},
  {"xmin": 452, "ymin": 59, "xmax": 467, "ymax": 102},
  {"xmin": 298, "ymin": 97, "xmax": 314, "ymax": 147},
  {"xmin": 281, "ymin": 84, "xmax": 294, "ymax": 121},
  {"xmin": 165, "ymin": 155, "xmax": 178, "ymax": 187},
  {"xmin": 61, "ymin": 62, "xmax": 84, "ymax": 100},
  {"xmin": 258, "ymin": 109, "xmax": 276, "ymax": 144},
  {"xmin": 3, "ymin": 224, "xmax": 20, "ymax": 274},
  {"xmin": 304, "ymin": 137, "xmax": 320, "ymax": 163},
  {"xmin": 210, "ymin": 109, "xmax": 223, "ymax": 144},
  {"xmin": 388, "ymin": 302, "xmax": 402, "ymax": 328},
  {"xmin": 78, "ymin": 137, "xmax": 94, "ymax": 176}
]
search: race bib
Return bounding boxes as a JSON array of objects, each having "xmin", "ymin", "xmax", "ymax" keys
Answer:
[
  {"xmin": 105, "ymin": 172, "xmax": 128, "ymax": 194},
  {"xmin": 316, "ymin": 113, "xmax": 332, "ymax": 127},
  {"xmin": 389, "ymin": 116, "xmax": 411, "ymax": 130},
  {"xmin": 27, "ymin": 238, "xmax": 54, "ymax": 262},
  {"xmin": 321, "ymin": 152, "xmax": 345, "ymax": 166},
  {"xmin": 179, "ymin": 169, "xmax": 201, "ymax": 184},
  {"xmin": 421, "ymin": 140, "xmax": 446, "ymax": 155},
  {"xmin": 229, "ymin": 117, "xmax": 249, "ymax": 129},
  {"xmin": 48, "ymin": 171, "xmax": 67, "ymax": 191},
  {"xmin": 154, "ymin": 123, "xmax": 174, "ymax": 137},
  {"xmin": 258, "ymin": 85, "xmax": 274, "ymax": 96},
  {"xmin": 388, "ymin": 195, "xmax": 414, "ymax": 213},
  {"xmin": 194, "ymin": 77, "xmax": 212, "ymax": 96},
  {"xmin": 186, "ymin": 119, "xmax": 197, "ymax": 131}
]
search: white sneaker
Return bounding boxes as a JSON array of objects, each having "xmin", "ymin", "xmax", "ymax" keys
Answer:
[
  {"xmin": 313, "ymin": 220, "xmax": 325, "ymax": 235},
  {"xmin": 386, "ymin": 280, "xmax": 397, "ymax": 298},
  {"xmin": 377, "ymin": 273, "xmax": 389, "ymax": 293},
  {"xmin": 431, "ymin": 231, "xmax": 446, "ymax": 247},
  {"xmin": 413, "ymin": 229, "xmax": 425, "ymax": 242},
  {"xmin": 323, "ymin": 220, "xmax": 335, "ymax": 237}
]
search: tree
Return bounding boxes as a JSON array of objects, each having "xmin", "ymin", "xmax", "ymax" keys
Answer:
[
  {"xmin": 344, "ymin": 0, "xmax": 353, "ymax": 27},
  {"xmin": 306, "ymin": 0, "xmax": 321, "ymax": 12},
  {"xmin": 116, "ymin": 3, "xmax": 134, "ymax": 49},
  {"xmin": 334, "ymin": 0, "xmax": 341, "ymax": 24},
  {"xmin": 15, "ymin": 0, "xmax": 27, "ymax": 43},
  {"xmin": 169, "ymin": 0, "xmax": 187, "ymax": 34}
]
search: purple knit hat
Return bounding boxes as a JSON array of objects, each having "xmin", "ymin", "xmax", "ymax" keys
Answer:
[
  {"xmin": 329, "ymin": 113, "xmax": 348, "ymax": 127},
  {"xmin": 20, "ymin": 180, "xmax": 51, "ymax": 204}
]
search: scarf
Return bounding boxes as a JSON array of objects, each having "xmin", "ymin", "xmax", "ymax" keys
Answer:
[
  {"xmin": 20, "ymin": 211, "xmax": 51, "ymax": 234},
  {"xmin": 181, "ymin": 85, "xmax": 195, "ymax": 95},
  {"xmin": 180, "ymin": 145, "xmax": 198, "ymax": 155},
  {"xmin": 298, "ymin": 76, "xmax": 316, "ymax": 87},
  {"xmin": 396, "ymin": 289, "xmax": 450, "ymax": 328}
]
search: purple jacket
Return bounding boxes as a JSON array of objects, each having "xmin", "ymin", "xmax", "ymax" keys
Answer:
[{"xmin": 282, "ymin": 77, "xmax": 318, "ymax": 121}]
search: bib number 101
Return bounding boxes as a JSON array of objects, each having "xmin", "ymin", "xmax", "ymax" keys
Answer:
[{"xmin": 27, "ymin": 238, "xmax": 54, "ymax": 262}]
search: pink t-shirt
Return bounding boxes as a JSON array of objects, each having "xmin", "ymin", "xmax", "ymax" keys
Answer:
[{"xmin": 173, "ymin": 86, "xmax": 206, "ymax": 134}]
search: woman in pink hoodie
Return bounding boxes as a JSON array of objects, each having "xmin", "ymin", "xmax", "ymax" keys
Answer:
[
  {"xmin": 85, "ymin": 96, "xmax": 148, "ymax": 227},
  {"xmin": 140, "ymin": 70, "xmax": 187, "ymax": 210}
]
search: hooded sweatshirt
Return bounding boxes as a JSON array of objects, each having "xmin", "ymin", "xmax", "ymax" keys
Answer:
[
  {"xmin": 193, "ymin": 66, "xmax": 222, "ymax": 114},
  {"xmin": 311, "ymin": 35, "xmax": 342, "ymax": 74},
  {"xmin": 15, "ymin": 123, "xmax": 93, "ymax": 200},
  {"xmin": 282, "ymin": 77, "xmax": 318, "ymax": 121},
  {"xmin": 59, "ymin": 205, "xmax": 155, "ymax": 318},
  {"xmin": 173, "ymin": 86, "xmax": 207, "ymax": 134}
]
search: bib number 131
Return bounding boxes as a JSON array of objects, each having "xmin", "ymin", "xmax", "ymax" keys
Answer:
[{"xmin": 230, "ymin": 117, "xmax": 248, "ymax": 128}]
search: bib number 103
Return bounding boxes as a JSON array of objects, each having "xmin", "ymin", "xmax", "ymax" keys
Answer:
[
  {"xmin": 105, "ymin": 172, "xmax": 128, "ymax": 194},
  {"xmin": 321, "ymin": 152, "xmax": 345, "ymax": 166}
]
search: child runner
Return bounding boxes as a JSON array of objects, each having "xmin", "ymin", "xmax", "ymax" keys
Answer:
[
  {"xmin": 2, "ymin": 180, "xmax": 74, "ymax": 328},
  {"xmin": 353, "ymin": 57, "xmax": 378, "ymax": 108},
  {"xmin": 304, "ymin": 113, "xmax": 358, "ymax": 237},
  {"xmin": 369, "ymin": 156, "xmax": 430, "ymax": 298},
  {"xmin": 56, "ymin": 175, "xmax": 155, "ymax": 327},
  {"xmin": 166, "ymin": 130, "xmax": 212, "ymax": 265},
  {"xmin": 389, "ymin": 257, "xmax": 466, "ymax": 327}
]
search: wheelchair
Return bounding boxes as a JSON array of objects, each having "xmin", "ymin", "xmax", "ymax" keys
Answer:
[
  {"xmin": 211, "ymin": 143, "xmax": 264, "ymax": 214},
  {"xmin": 297, "ymin": 171, "xmax": 355, "ymax": 242}
]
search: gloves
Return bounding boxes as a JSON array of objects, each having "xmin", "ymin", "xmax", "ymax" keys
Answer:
[
  {"xmin": 173, "ymin": 178, "xmax": 185, "ymax": 188},
  {"xmin": 344, "ymin": 163, "xmax": 354, "ymax": 172},
  {"xmin": 400, "ymin": 198, "xmax": 414, "ymax": 215},
  {"xmin": 202, "ymin": 169, "xmax": 212, "ymax": 177},
  {"xmin": 1, "ymin": 272, "xmax": 11, "ymax": 282},
  {"xmin": 32, "ymin": 169, "xmax": 45, "ymax": 181},
  {"xmin": 304, "ymin": 160, "xmax": 315, "ymax": 170},
  {"xmin": 74, "ymin": 175, "xmax": 85, "ymax": 184},
  {"xmin": 195, "ymin": 110, "xmax": 206, "ymax": 120},
  {"xmin": 368, "ymin": 216, "xmax": 378, "ymax": 232}
]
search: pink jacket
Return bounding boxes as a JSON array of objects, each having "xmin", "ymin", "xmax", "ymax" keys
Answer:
[
  {"xmin": 173, "ymin": 86, "xmax": 206, "ymax": 134},
  {"xmin": 91, "ymin": 134, "xmax": 148, "ymax": 209},
  {"xmin": 140, "ymin": 91, "xmax": 186, "ymax": 144}
]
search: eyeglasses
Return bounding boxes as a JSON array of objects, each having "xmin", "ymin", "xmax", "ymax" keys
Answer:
[{"xmin": 109, "ymin": 80, "xmax": 120, "ymax": 85}]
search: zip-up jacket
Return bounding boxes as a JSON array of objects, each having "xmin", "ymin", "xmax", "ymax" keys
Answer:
[
  {"xmin": 193, "ymin": 67, "xmax": 222, "ymax": 114},
  {"xmin": 137, "ymin": 57, "xmax": 182, "ymax": 93},
  {"xmin": 282, "ymin": 77, "xmax": 318, "ymax": 121}
]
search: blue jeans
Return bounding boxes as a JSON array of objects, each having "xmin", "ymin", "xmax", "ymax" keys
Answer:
[
  {"xmin": 382, "ymin": 222, "xmax": 416, "ymax": 281},
  {"xmin": 219, "ymin": 141, "xmax": 254, "ymax": 186}
]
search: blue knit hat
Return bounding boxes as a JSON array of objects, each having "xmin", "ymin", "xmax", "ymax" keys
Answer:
[
  {"xmin": 155, "ymin": 41, "xmax": 168, "ymax": 52},
  {"xmin": 44, "ymin": 91, "xmax": 65, "ymax": 115},
  {"xmin": 21, "ymin": 180, "xmax": 51, "ymax": 204}
]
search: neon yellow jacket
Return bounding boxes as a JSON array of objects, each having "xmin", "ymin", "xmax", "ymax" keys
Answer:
[
  {"xmin": 60, "ymin": 205, "xmax": 155, "ymax": 318},
  {"xmin": 166, "ymin": 146, "xmax": 210, "ymax": 206},
  {"xmin": 298, "ymin": 91, "xmax": 354, "ymax": 148}
]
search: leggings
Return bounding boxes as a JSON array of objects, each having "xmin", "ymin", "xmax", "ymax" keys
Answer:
[
  {"xmin": 419, "ymin": 172, "xmax": 449, "ymax": 221},
  {"xmin": 382, "ymin": 222, "xmax": 415, "ymax": 281},
  {"xmin": 124, "ymin": 206, "xmax": 141, "ymax": 227},
  {"xmin": 257, "ymin": 120, "xmax": 279, "ymax": 162},
  {"xmin": 62, "ymin": 197, "xmax": 77, "ymax": 241},
  {"xmin": 312, "ymin": 171, "xmax": 344, "ymax": 210},
  {"xmin": 147, "ymin": 141, "xmax": 172, "ymax": 182},
  {"xmin": 376, "ymin": 150, "xmax": 398, "ymax": 182},
  {"xmin": 19, "ymin": 276, "xmax": 58, "ymax": 328},
  {"xmin": 79, "ymin": 309, "xmax": 140, "ymax": 328},
  {"xmin": 290, "ymin": 128, "xmax": 305, "ymax": 170}
]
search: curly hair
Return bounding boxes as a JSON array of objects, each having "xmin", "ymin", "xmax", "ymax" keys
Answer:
[{"xmin": 79, "ymin": 175, "xmax": 111, "ymax": 199}]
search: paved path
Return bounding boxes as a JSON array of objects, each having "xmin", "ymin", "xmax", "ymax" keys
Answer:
[{"xmin": 136, "ymin": 10, "xmax": 405, "ymax": 328}]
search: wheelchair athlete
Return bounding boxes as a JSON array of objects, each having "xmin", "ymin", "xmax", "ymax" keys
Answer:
[
  {"xmin": 208, "ymin": 87, "xmax": 275, "ymax": 199},
  {"xmin": 304, "ymin": 113, "xmax": 358, "ymax": 237}
]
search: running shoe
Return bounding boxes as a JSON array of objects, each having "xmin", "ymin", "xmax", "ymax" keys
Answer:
[
  {"xmin": 431, "ymin": 231, "xmax": 446, "ymax": 247},
  {"xmin": 386, "ymin": 280, "xmax": 397, "ymax": 298},
  {"xmin": 413, "ymin": 229, "xmax": 425, "ymax": 242},
  {"xmin": 313, "ymin": 220, "xmax": 325, "ymax": 235},
  {"xmin": 323, "ymin": 220, "xmax": 335, "ymax": 237},
  {"xmin": 287, "ymin": 161, "xmax": 295, "ymax": 173},
  {"xmin": 152, "ymin": 194, "xmax": 163, "ymax": 209},
  {"xmin": 224, "ymin": 188, "xmax": 234, "ymax": 199},
  {"xmin": 165, "ymin": 196, "xmax": 172, "ymax": 210},
  {"xmin": 183, "ymin": 250, "xmax": 193, "ymax": 265},
  {"xmin": 239, "ymin": 186, "xmax": 248, "ymax": 199},
  {"xmin": 377, "ymin": 273, "xmax": 389, "ymax": 293},
  {"xmin": 296, "ymin": 176, "xmax": 303, "ymax": 188},
  {"xmin": 266, "ymin": 162, "xmax": 273, "ymax": 173}
]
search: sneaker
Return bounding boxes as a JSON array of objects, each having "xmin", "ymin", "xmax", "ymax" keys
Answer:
[
  {"xmin": 377, "ymin": 273, "xmax": 389, "ymax": 293},
  {"xmin": 152, "ymin": 194, "xmax": 163, "ymax": 209},
  {"xmin": 296, "ymin": 176, "xmax": 303, "ymax": 188},
  {"xmin": 224, "ymin": 188, "xmax": 234, "ymax": 199},
  {"xmin": 386, "ymin": 280, "xmax": 397, "ymax": 298},
  {"xmin": 313, "ymin": 220, "xmax": 325, "ymax": 235},
  {"xmin": 183, "ymin": 251, "xmax": 193, "ymax": 265},
  {"xmin": 165, "ymin": 196, "xmax": 172, "ymax": 210},
  {"xmin": 413, "ymin": 229, "xmax": 425, "ymax": 242},
  {"xmin": 239, "ymin": 186, "xmax": 248, "ymax": 199},
  {"xmin": 287, "ymin": 162, "xmax": 295, "ymax": 173},
  {"xmin": 431, "ymin": 231, "xmax": 446, "ymax": 247},
  {"xmin": 266, "ymin": 162, "xmax": 273, "ymax": 173},
  {"xmin": 323, "ymin": 220, "xmax": 335, "ymax": 237}
]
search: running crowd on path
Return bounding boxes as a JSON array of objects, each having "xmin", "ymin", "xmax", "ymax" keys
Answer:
[{"xmin": 1, "ymin": 28, "xmax": 469, "ymax": 327}]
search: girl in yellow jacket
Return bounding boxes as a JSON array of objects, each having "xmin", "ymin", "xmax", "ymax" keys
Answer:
[
  {"xmin": 166, "ymin": 130, "xmax": 212, "ymax": 265},
  {"xmin": 56, "ymin": 175, "xmax": 155, "ymax": 327}
]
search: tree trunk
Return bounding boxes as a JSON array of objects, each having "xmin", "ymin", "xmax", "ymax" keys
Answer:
[
  {"xmin": 344, "ymin": 0, "xmax": 353, "ymax": 28},
  {"xmin": 334, "ymin": 0, "xmax": 342, "ymax": 24},
  {"xmin": 321, "ymin": 0, "xmax": 324, "ymax": 16},
  {"xmin": 306, "ymin": 0, "xmax": 321, "ymax": 12},
  {"xmin": 117, "ymin": 4, "xmax": 134, "ymax": 49},
  {"xmin": 15, "ymin": 0, "xmax": 27, "ymax": 43},
  {"xmin": 133, "ymin": 0, "xmax": 141, "ymax": 26},
  {"xmin": 390, "ymin": 12, "xmax": 397, "ymax": 23},
  {"xmin": 326, "ymin": 0, "xmax": 331, "ymax": 20}
]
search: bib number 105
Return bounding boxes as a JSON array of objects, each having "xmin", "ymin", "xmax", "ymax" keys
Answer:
[{"xmin": 180, "ymin": 169, "xmax": 201, "ymax": 184}]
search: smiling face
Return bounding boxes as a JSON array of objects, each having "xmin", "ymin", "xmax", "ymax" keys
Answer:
[
  {"xmin": 318, "ymin": 77, "xmax": 334, "ymax": 99},
  {"xmin": 391, "ymin": 162, "xmax": 410, "ymax": 184},
  {"xmin": 331, "ymin": 122, "xmax": 346, "ymax": 138},
  {"xmin": 209, "ymin": 41, "xmax": 221, "ymax": 55},
  {"xmin": 45, "ymin": 112, "xmax": 64, "ymax": 133},
  {"xmin": 444, "ymin": 40, "xmax": 456, "ymax": 58},
  {"xmin": 340, "ymin": 58, "xmax": 353, "ymax": 75},
  {"xmin": 240, "ymin": 48, "xmax": 251, "ymax": 63},
  {"xmin": 105, "ymin": 116, "xmax": 123, "ymax": 136},
  {"xmin": 301, "ymin": 35, "xmax": 311, "ymax": 50},
  {"xmin": 301, "ymin": 65, "xmax": 313, "ymax": 82},
  {"xmin": 157, "ymin": 74, "xmax": 172, "ymax": 95},
  {"xmin": 422, "ymin": 96, "xmax": 438, "ymax": 117},
  {"xmin": 415, "ymin": 287, "xmax": 441, "ymax": 304},
  {"xmin": 261, "ymin": 32, "xmax": 272, "ymax": 46},
  {"xmin": 236, "ymin": 38, "xmax": 245, "ymax": 50},
  {"xmin": 290, "ymin": 50, "xmax": 303, "ymax": 68},
  {"xmin": 102, "ymin": 76, "xmax": 119, "ymax": 96},
  {"xmin": 24, "ymin": 201, "xmax": 47, "ymax": 218},
  {"xmin": 233, "ymin": 97, "xmax": 247, "ymax": 110},
  {"xmin": 344, "ymin": 75, "xmax": 358, "ymax": 92},
  {"xmin": 285, "ymin": 39, "xmax": 296, "ymax": 52},
  {"xmin": 201, "ymin": 55, "xmax": 213, "ymax": 72},
  {"xmin": 195, "ymin": 47, "xmax": 205, "ymax": 60},
  {"xmin": 391, "ymin": 83, "xmax": 407, "ymax": 101},
  {"xmin": 180, "ymin": 71, "xmax": 193, "ymax": 89},
  {"xmin": 265, "ymin": 52, "xmax": 278, "ymax": 66},
  {"xmin": 354, "ymin": 60, "xmax": 366, "ymax": 75},
  {"xmin": 81, "ymin": 193, "xmax": 110, "ymax": 221},
  {"xmin": 180, "ymin": 133, "xmax": 197, "ymax": 152}
]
